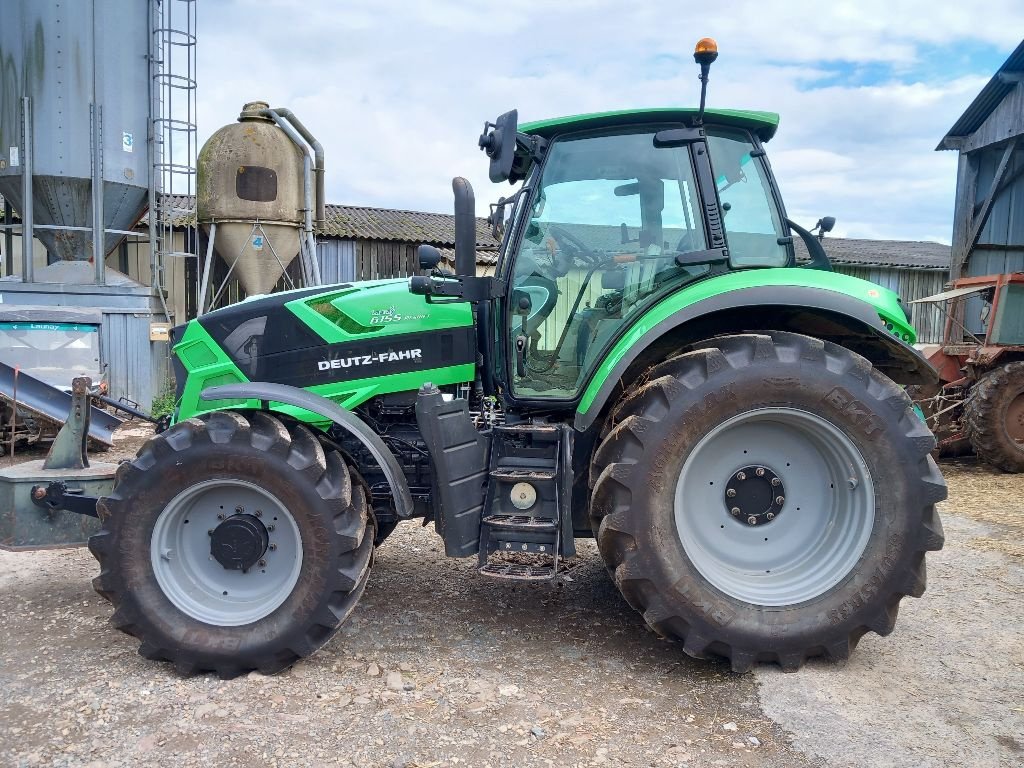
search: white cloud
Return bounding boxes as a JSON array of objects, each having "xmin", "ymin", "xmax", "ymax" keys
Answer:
[{"xmin": 194, "ymin": 1, "xmax": 1023, "ymax": 243}]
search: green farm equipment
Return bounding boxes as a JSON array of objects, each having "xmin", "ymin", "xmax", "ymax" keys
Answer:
[{"xmin": 36, "ymin": 39, "xmax": 946, "ymax": 676}]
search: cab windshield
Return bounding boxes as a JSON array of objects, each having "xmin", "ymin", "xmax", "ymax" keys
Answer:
[{"xmin": 506, "ymin": 125, "xmax": 786, "ymax": 399}]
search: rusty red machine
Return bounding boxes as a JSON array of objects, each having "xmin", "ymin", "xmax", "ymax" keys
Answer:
[{"xmin": 913, "ymin": 272, "xmax": 1024, "ymax": 471}]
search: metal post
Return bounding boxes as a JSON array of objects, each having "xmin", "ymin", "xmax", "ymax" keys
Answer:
[
  {"xmin": 91, "ymin": 104, "xmax": 106, "ymax": 285},
  {"xmin": 3, "ymin": 200, "xmax": 12, "ymax": 277},
  {"xmin": 198, "ymin": 222, "xmax": 216, "ymax": 315},
  {"xmin": 20, "ymin": 97, "xmax": 34, "ymax": 283}
]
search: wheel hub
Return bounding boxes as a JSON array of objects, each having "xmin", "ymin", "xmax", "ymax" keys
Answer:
[
  {"xmin": 210, "ymin": 514, "xmax": 269, "ymax": 571},
  {"xmin": 724, "ymin": 465, "xmax": 785, "ymax": 526}
]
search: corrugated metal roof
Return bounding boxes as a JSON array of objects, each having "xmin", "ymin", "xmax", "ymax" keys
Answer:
[
  {"xmin": 794, "ymin": 237, "xmax": 950, "ymax": 270},
  {"xmin": 938, "ymin": 38, "xmax": 1024, "ymax": 150},
  {"xmin": 321, "ymin": 204, "xmax": 499, "ymax": 247}
]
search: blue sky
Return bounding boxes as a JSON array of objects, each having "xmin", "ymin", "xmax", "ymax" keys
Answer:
[{"xmin": 196, "ymin": 1, "xmax": 1023, "ymax": 245}]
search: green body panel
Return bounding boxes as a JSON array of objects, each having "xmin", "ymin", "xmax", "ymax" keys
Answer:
[
  {"xmin": 576, "ymin": 268, "xmax": 915, "ymax": 418},
  {"xmin": 521, "ymin": 108, "xmax": 780, "ymax": 142},
  {"xmin": 172, "ymin": 279, "xmax": 477, "ymax": 426},
  {"xmin": 285, "ymin": 278, "xmax": 474, "ymax": 342}
]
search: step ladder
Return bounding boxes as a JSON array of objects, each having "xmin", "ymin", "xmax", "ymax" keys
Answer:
[{"xmin": 477, "ymin": 422, "xmax": 574, "ymax": 581}]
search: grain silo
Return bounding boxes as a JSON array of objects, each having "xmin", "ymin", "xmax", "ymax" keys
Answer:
[{"xmin": 0, "ymin": 0, "xmax": 197, "ymax": 411}]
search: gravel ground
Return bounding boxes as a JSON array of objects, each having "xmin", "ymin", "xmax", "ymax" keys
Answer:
[{"xmin": 1, "ymin": 444, "xmax": 1021, "ymax": 767}]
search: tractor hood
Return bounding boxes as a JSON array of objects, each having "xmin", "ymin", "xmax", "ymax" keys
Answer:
[{"xmin": 172, "ymin": 279, "xmax": 477, "ymax": 421}]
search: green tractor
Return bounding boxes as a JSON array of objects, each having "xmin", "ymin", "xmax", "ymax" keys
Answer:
[{"xmin": 89, "ymin": 40, "xmax": 945, "ymax": 676}]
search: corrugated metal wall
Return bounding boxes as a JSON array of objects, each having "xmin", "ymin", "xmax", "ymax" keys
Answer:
[
  {"xmin": 316, "ymin": 238, "xmax": 421, "ymax": 284},
  {"xmin": 963, "ymin": 146, "xmax": 1024, "ymax": 334},
  {"xmin": 317, "ymin": 239, "xmax": 357, "ymax": 284},
  {"xmin": 100, "ymin": 312, "xmax": 170, "ymax": 410},
  {"xmin": 834, "ymin": 266, "xmax": 947, "ymax": 343}
]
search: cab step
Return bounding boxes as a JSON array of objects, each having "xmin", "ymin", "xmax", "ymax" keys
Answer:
[
  {"xmin": 481, "ymin": 514, "xmax": 558, "ymax": 532},
  {"xmin": 489, "ymin": 467, "xmax": 557, "ymax": 482},
  {"xmin": 478, "ymin": 562, "xmax": 556, "ymax": 581}
]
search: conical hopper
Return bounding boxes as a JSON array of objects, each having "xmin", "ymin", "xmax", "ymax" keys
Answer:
[
  {"xmin": 208, "ymin": 221, "xmax": 302, "ymax": 297},
  {"xmin": 197, "ymin": 101, "xmax": 307, "ymax": 298}
]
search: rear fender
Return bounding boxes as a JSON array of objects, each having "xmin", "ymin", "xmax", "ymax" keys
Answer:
[{"xmin": 575, "ymin": 284, "xmax": 938, "ymax": 431}]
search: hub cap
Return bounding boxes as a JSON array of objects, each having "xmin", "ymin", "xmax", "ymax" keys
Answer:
[
  {"xmin": 151, "ymin": 479, "xmax": 302, "ymax": 626},
  {"xmin": 675, "ymin": 407, "xmax": 875, "ymax": 607}
]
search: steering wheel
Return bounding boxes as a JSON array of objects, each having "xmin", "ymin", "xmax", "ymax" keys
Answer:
[{"xmin": 548, "ymin": 224, "xmax": 603, "ymax": 266}]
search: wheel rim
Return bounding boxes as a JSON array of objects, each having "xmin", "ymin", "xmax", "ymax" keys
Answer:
[
  {"xmin": 675, "ymin": 407, "xmax": 875, "ymax": 607},
  {"xmin": 151, "ymin": 479, "xmax": 302, "ymax": 626},
  {"xmin": 1004, "ymin": 391, "xmax": 1024, "ymax": 443}
]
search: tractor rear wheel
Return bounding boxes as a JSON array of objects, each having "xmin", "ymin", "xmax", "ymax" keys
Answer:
[
  {"xmin": 590, "ymin": 332, "xmax": 946, "ymax": 672},
  {"xmin": 89, "ymin": 410, "xmax": 374, "ymax": 678},
  {"xmin": 964, "ymin": 361, "xmax": 1024, "ymax": 472}
]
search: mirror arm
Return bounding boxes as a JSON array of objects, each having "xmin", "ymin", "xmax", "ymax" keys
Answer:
[{"xmin": 787, "ymin": 218, "xmax": 833, "ymax": 272}]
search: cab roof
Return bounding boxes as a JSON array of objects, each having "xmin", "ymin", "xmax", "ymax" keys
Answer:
[{"xmin": 520, "ymin": 108, "xmax": 780, "ymax": 143}]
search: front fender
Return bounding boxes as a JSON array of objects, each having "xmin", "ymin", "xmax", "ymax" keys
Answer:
[
  {"xmin": 575, "ymin": 279, "xmax": 937, "ymax": 431},
  {"xmin": 201, "ymin": 382, "xmax": 414, "ymax": 519}
]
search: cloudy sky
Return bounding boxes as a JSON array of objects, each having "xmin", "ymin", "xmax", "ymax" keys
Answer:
[{"xmin": 196, "ymin": 1, "xmax": 1023, "ymax": 244}]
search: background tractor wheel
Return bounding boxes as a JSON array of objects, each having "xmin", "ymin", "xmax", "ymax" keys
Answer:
[
  {"xmin": 965, "ymin": 361, "xmax": 1024, "ymax": 472},
  {"xmin": 590, "ymin": 331, "xmax": 946, "ymax": 672},
  {"xmin": 89, "ymin": 410, "xmax": 374, "ymax": 678}
]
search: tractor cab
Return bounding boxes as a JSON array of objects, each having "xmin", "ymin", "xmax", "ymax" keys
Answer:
[{"xmin": 494, "ymin": 108, "xmax": 794, "ymax": 399}]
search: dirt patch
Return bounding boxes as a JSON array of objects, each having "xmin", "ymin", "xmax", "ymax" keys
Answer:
[{"xmin": 0, "ymin": 454, "xmax": 1020, "ymax": 767}]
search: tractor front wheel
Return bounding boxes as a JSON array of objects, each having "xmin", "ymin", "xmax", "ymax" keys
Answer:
[
  {"xmin": 965, "ymin": 361, "xmax": 1024, "ymax": 472},
  {"xmin": 89, "ymin": 410, "xmax": 374, "ymax": 678},
  {"xmin": 590, "ymin": 332, "xmax": 946, "ymax": 671}
]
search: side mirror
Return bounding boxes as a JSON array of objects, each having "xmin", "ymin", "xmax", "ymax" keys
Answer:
[
  {"xmin": 478, "ymin": 109, "xmax": 518, "ymax": 183},
  {"xmin": 417, "ymin": 244, "xmax": 442, "ymax": 270},
  {"xmin": 816, "ymin": 216, "xmax": 836, "ymax": 239}
]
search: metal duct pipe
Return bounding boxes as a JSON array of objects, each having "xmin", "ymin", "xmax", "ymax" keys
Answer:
[
  {"xmin": 269, "ymin": 108, "xmax": 325, "ymax": 228},
  {"xmin": 261, "ymin": 108, "xmax": 322, "ymax": 285}
]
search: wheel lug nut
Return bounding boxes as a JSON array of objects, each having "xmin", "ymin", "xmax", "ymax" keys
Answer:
[
  {"xmin": 207, "ymin": 529, "xmax": 214, "ymax": 536},
  {"xmin": 269, "ymin": 543, "xmax": 277, "ymax": 551},
  {"xmin": 766, "ymin": 512, "xmax": 775, "ymax": 521},
  {"xmin": 730, "ymin": 507, "xmax": 741, "ymax": 516},
  {"xmin": 267, "ymin": 524, "xmax": 275, "ymax": 532},
  {"xmin": 771, "ymin": 477, "xmax": 781, "ymax": 486},
  {"xmin": 776, "ymin": 496, "xmax": 785, "ymax": 505},
  {"xmin": 747, "ymin": 516, "xmax": 757, "ymax": 525},
  {"xmin": 255, "ymin": 510, "xmax": 263, "ymax": 518},
  {"xmin": 755, "ymin": 467, "xmax": 765, "ymax": 477},
  {"xmin": 736, "ymin": 471, "xmax": 746, "ymax": 481},
  {"xmin": 216, "ymin": 513, "xmax": 225, "ymax": 520},
  {"xmin": 726, "ymin": 488, "xmax": 737, "ymax": 498},
  {"xmin": 235, "ymin": 505, "xmax": 244, "ymax": 514},
  {"xmin": 258, "ymin": 559, "xmax": 267, "ymax": 567}
]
